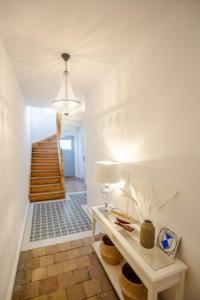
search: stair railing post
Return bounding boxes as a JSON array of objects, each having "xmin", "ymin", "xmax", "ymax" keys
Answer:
[{"xmin": 56, "ymin": 112, "xmax": 66, "ymax": 193}]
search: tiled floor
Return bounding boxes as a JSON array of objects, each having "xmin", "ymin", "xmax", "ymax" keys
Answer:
[
  {"xmin": 12, "ymin": 237, "xmax": 119, "ymax": 300},
  {"xmin": 30, "ymin": 193, "xmax": 91, "ymax": 242},
  {"xmin": 22, "ymin": 192, "xmax": 92, "ymax": 251},
  {"xmin": 65, "ymin": 177, "xmax": 87, "ymax": 193}
]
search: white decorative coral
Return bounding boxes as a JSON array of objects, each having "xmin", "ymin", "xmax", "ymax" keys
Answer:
[{"xmin": 120, "ymin": 177, "xmax": 179, "ymax": 223}]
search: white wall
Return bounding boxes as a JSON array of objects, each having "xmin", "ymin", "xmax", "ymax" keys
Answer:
[
  {"xmin": 86, "ymin": 1, "xmax": 200, "ymax": 299},
  {"xmin": 0, "ymin": 39, "xmax": 31, "ymax": 300},
  {"xmin": 29, "ymin": 107, "xmax": 56, "ymax": 142},
  {"xmin": 77, "ymin": 125, "xmax": 86, "ymax": 181}
]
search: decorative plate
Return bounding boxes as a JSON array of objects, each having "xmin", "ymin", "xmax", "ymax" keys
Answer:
[{"xmin": 156, "ymin": 227, "xmax": 181, "ymax": 259}]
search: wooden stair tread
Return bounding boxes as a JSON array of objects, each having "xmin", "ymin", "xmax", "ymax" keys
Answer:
[
  {"xmin": 31, "ymin": 169, "xmax": 60, "ymax": 172},
  {"xmin": 29, "ymin": 190, "xmax": 65, "ymax": 196},
  {"xmin": 31, "ymin": 164, "xmax": 60, "ymax": 170},
  {"xmin": 30, "ymin": 177, "xmax": 62, "ymax": 185},
  {"xmin": 32, "ymin": 146, "xmax": 57, "ymax": 149},
  {"xmin": 30, "ymin": 183, "xmax": 64, "ymax": 193},
  {"xmin": 32, "ymin": 152, "xmax": 58, "ymax": 154},
  {"xmin": 31, "ymin": 173, "xmax": 60, "ymax": 177},
  {"xmin": 30, "ymin": 183, "xmax": 62, "ymax": 187},
  {"xmin": 31, "ymin": 163, "xmax": 59, "ymax": 166},
  {"xmin": 32, "ymin": 146, "xmax": 57, "ymax": 148},
  {"xmin": 32, "ymin": 150, "xmax": 58, "ymax": 152},
  {"xmin": 31, "ymin": 162, "xmax": 59, "ymax": 165},
  {"xmin": 32, "ymin": 156, "xmax": 58, "ymax": 158},
  {"xmin": 31, "ymin": 176, "xmax": 61, "ymax": 179},
  {"xmin": 34, "ymin": 142, "xmax": 57, "ymax": 144},
  {"xmin": 34, "ymin": 140, "xmax": 57, "ymax": 143},
  {"xmin": 31, "ymin": 158, "xmax": 59, "ymax": 160}
]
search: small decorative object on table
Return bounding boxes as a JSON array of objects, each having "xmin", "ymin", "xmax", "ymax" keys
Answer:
[
  {"xmin": 156, "ymin": 227, "xmax": 181, "ymax": 259},
  {"xmin": 140, "ymin": 220, "xmax": 155, "ymax": 249},
  {"xmin": 114, "ymin": 221, "xmax": 134, "ymax": 232},
  {"xmin": 109, "ymin": 207, "xmax": 137, "ymax": 232},
  {"xmin": 110, "ymin": 208, "xmax": 139, "ymax": 224}
]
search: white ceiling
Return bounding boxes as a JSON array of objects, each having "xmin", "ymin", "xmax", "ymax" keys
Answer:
[{"xmin": 0, "ymin": 0, "xmax": 178, "ymax": 107}]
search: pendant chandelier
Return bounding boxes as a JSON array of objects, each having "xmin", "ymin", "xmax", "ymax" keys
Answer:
[{"xmin": 52, "ymin": 53, "xmax": 81, "ymax": 116}]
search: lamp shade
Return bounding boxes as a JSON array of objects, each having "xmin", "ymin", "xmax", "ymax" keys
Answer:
[{"xmin": 96, "ymin": 161, "xmax": 121, "ymax": 184}]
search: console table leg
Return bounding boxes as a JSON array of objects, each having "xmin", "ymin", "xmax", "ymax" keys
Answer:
[
  {"xmin": 175, "ymin": 271, "xmax": 185, "ymax": 300},
  {"xmin": 148, "ymin": 288, "xmax": 158, "ymax": 300}
]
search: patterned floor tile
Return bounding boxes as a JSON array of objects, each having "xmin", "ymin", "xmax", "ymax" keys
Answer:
[{"xmin": 30, "ymin": 192, "xmax": 91, "ymax": 242}]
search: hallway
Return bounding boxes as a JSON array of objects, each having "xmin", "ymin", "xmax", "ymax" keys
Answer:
[{"xmin": 1, "ymin": 1, "xmax": 200, "ymax": 299}]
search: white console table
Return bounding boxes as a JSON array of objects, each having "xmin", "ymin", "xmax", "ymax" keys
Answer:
[{"xmin": 92, "ymin": 206, "xmax": 187, "ymax": 300}]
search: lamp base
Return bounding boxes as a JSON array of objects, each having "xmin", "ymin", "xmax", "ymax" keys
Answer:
[
  {"xmin": 103, "ymin": 202, "xmax": 109, "ymax": 212},
  {"xmin": 101, "ymin": 184, "xmax": 112, "ymax": 212}
]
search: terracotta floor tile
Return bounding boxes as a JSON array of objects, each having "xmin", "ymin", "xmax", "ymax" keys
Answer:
[
  {"xmin": 66, "ymin": 283, "xmax": 85, "ymax": 300},
  {"xmin": 33, "ymin": 247, "xmax": 47, "ymax": 258},
  {"xmin": 31, "ymin": 267, "xmax": 47, "ymax": 282},
  {"xmin": 31, "ymin": 296, "xmax": 48, "ymax": 300},
  {"xmin": 59, "ymin": 241, "xmax": 72, "ymax": 252},
  {"xmin": 83, "ymin": 279, "xmax": 102, "ymax": 298},
  {"xmin": 77, "ymin": 256, "xmax": 91, "ymax": 268},
  {"xmin": 15, "ymin": 269, "xmax": 31, "ymax": 285},
  {"xmin": 40, "ymin": 276, "xmax": 58, "ymax": 294},
  {"xmin": 40, "ymin": 255, "xmax": 54, "ymax": 267},
  {"xmin": 48, "ymin": 263, "xmax": 64, "ymax": 277},
  {"xmin": 62, "ymin": 259, "xmax": 78, "ymax": 273},
  {"xmin": 97, "ymin": 290, "xmax": 118, "ymax": 300},
  {"xmin": 79, "ymin": 245, "xmax": 93, "ymax": 256},
  {"xmin": 54, "ymin": 251, "xmax": 68, "ymax": 263},
  {"xmin": 26, "ymin": 269, "xmax": 32, "ymax": 283},
  {"xmin": 48, "ymin": 289, "xmax": 67, "ymax": 300},
  {"xmin": 17, "ymin": 257, "xmax": 25, "ymax": 272},
  {"xmin": 13, "ymin": 284, "xmax": 22, "ymax": 293},
  {"xmin": 83, "ymin": 237, "xmax": 92, "ymax": 246},
  {"xmin": 88, "ymin": 253, "xmax": 101, "ymax": 266},
  {"xmin": 12, "ymin": 291, "xmax": 21, "ymax": 300},
  {"xmin": 21, "ymin": 281, "xmax": 40, "ymax": 299},
  {"xmin": 21, "ymin": 250, "xmax": 33, "ymax": 262},
  {"xmin": 99, "ymin": 275, "xmax": 112, "ymax": 292},
  {"xmin": 73, "ymin": 267, "xmax": 90, "ymax": 283},
  {"xmin": 88, "ymin": 264, "xmax": 105, "ymax": 279},
  {"xmin": 46, "ymin": 244, "xmax": 60, "ymax": 255},
  {"xmin": 58, "ymin": 272, "xmax": 76, "ymax": 289},
  {"xmin": 71, "ymin": 239, "xmax": 84, "ymax": 248},
  {"xmin": 66, "ymin": 248, "xmax": 80, "ymax": 260},
  {"xmin": 24, "ymin": 257, "xmax": 40, "ymax": 270}
]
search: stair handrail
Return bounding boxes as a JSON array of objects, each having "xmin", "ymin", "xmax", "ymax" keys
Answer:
[{"xmin": 56, "ymin": 112, "xmax": 65, "ymax": 192}]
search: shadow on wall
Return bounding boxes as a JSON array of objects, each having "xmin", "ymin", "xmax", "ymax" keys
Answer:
[{"xmin": 114, "ymin": 157, "xmax": 200, "ymax": 300}]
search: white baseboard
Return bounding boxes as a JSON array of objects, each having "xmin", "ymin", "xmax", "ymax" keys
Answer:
[
  {"xmin": 7, "ymin": 201, "xmax": 29, "ymax": 300},
  {"xmin": 81, "ymin": 204, "xmax": 92, "ymax": 220}
]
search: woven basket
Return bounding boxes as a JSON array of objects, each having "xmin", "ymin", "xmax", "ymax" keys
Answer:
[
  {"xmin": 119, "ymin": 263, "xmax": 147, "ymax": 300},
  {"xmin": 100, "ymin": 235, "xmax": 121, "ymax": 265}
]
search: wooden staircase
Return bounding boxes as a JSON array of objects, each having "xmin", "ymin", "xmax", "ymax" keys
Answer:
[{"xmin": 29, "ymin": 134, "xmax": 65, "ymax": 202}]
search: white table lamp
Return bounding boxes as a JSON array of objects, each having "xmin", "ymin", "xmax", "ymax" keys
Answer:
[{"xmin": 96, "ymin": 161, "xmax": 121, "ymax": 210}]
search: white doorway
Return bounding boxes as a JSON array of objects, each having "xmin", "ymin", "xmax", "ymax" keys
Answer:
[
  {"xmin": 61, "ymin": 125, "xmax": 86, "ymax": 192},
  {"xmin": 60, "ymin": 136, "xmax": 75, "ymax": 177}
]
